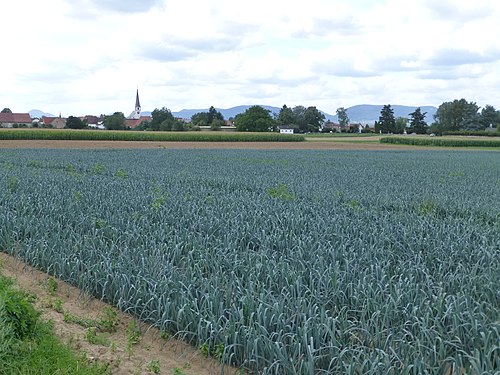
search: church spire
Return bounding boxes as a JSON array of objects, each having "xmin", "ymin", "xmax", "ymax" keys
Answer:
[
  {"xmin": 128, "ymin": 88, "xmax": 142, "ymax": 119},
  {"xmin": 132, "ymin": 88, "xmax": 141, "ymax": 119},
  {"xmin": 135, "ymin": 88, "xmax": 141, "ymax": 110}
]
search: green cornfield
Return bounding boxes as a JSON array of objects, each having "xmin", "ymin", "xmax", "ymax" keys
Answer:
[
  {"xmin": 0, "ymin": 129, "xmax": 304, "ymax": 142},
  {"xmin": 0, "ymin": 149, "xmax": 498, "ymax": 374},
  {"xmin": 380, "ymin": 136, "xmax": 500, "ymax": 147}
]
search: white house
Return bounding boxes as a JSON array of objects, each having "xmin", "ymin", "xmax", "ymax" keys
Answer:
[{"xmin": 279, "ymin": 127, "xmax": 294, "ymax": 134}]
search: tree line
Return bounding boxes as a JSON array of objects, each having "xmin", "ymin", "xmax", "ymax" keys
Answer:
[
  {"xmin": 91, "ymin": 104, "xmax": 327, "ymax": 133},
  {"xmin": 374, "ymin": 100, "xmax": 500, "ymax": 135}
]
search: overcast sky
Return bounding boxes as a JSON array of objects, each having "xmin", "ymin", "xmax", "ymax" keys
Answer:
[{"xmin": 2, "ymin": 0, "xmax": 499, "ymax": 116}]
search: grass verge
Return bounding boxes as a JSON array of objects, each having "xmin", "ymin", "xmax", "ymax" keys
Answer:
[
  {"xmin": 0, "ymin": 273, "xmax": 108, "ymax": 374},
  {"xmin": 0, "ymin": 129, "xmax": 304, "ymax": 142}
]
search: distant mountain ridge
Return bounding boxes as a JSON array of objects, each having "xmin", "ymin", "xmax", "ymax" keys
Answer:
[
  {"xmin": 29, "ymin": 109, "xmax": 55, "ymax": 118},
  {"xmin": 31, "ymin": 104, "xmax": 438, "ymax": 125}
]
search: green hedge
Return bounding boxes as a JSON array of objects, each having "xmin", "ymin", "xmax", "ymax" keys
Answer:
[
  {"xmin": 0, "ymin": 129, "xmax": 305, "ymax": 142},
  {"xmin": 380, "ymin": 136, "xmax": 500, "ymax": 148},
  {"xmin": 442, "ymin": 130, "xmax": 500, "ymax": 137}
]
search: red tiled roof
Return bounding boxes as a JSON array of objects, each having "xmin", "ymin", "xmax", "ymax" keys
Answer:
[
  {"xmin": 125, "ymin": 116, "xmax": 151, "ymax": 128},
  {"xmin": 42, "ymin": 116, "xmax": 67, "ymax": 125},
  {"xmin": 42, "ymin": 116, "xmax": 56, "ymax": 125},
  {"xmin": 84, "ymin": 115, "xmax": 100, "ymax": 124},
  {"xmin": 0, "ymin": 113, "xmax": 32, "ymax": 123}
]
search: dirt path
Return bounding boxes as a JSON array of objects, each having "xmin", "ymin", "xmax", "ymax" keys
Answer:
[
  {"xmin": 0, "ymin": 252, "xmax": 238, "ymax": 375},
  {"xmin": 0, "ymin": 139, "xmax": 419, "ymax": 150}
]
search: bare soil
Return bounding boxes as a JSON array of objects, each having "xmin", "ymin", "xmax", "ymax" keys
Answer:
[
  {"xmin": 0, "ymin": 253, "xmax": 238, "ymax": 375},
  {"xmin": 0, "ymin": 139, "xmax": 418, "ymax": 150}
]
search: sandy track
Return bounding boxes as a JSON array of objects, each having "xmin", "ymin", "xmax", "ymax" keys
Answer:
[{"xmin": 0, "ymin": 139, "xmax": 417, "ymax": 150}]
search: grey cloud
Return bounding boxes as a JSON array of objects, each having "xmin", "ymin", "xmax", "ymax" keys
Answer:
[
  {"xmin": 424, "ymin": 0, "xmax": 493, "ymax": 22},
  {"xmin": 370, "ymin": 54, "xmax": 423, "ymax": 73},
  {"xmin": 427, "ymin": 49, "xmax": 500, "ymax": 67},
  {"xmin": 170, "ymin": 36, "xmax": 241, "ymax": 53},
  {"xmin": 65, "ymin": 0, "xmax": 161, "ymax": 18},
  {"xmin": 19, "ymin": 64, "xmax": 95, "ymax": 84},
  {"xmin": 313, "ymin": 59, "xmax": 378, "ymax": 78},
  {"xmin": 245, "ymin": 75, "xmax": 316, "ymax": 87},
  {"xmin": 72, "ymin": 0, "xmax": 161, "ymax": 13},
  {"xmin": 418, "ymin": 69, "xmax": 462, "ymax": 80},
  {"xmin": 219, "ymin": 21, "xmax": 260, "ymax": 37},
  {"xmin": 418, "ymin": 66, "xmax": 484, "ymax": 80},
  {"xmin": 139, "ymin": 44, "xmax": 195, "ymax": 62},
  {"xmin": 293, "ymin": 16, "xmax": 361, "ymax": 38},
  {"xmin": 97, "ymin": 0, "xmax": 161, "ymax": 12},
  {"xmin": 139, "ymin": 35, "xmax": 243, "ymax": 62}
]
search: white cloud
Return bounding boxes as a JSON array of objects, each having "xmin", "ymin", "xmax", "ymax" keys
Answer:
[{"xmin": 1, "ymin": 0, "xmax": 499, "ymax": 115}]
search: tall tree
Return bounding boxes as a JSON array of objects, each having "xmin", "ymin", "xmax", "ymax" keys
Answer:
[
  {"xmin": 1, "ymin": 108, "xmax": 12, "ymax": 113},
  {"xmin": 480, "ymin": 104, "xmax": 500, "ymax": 129},
  {"xmin": 395, "ymin": 117, "xmax": 408, "ymax": 134},
  {"xmin": 278, "ymin": 105, "xmax": 295, "ymax": 126},
  {"xmin": 304, "ymin": 106, "xmax": 325, "ymax": 132},
  {"xmin": 66, "ymin": 116, "xmax": 85, "ymax": 129},
  {"xmin": 461, "ymin": 106, "xmax": 481, "ymax": 130},
  {"xmin": 292, "ymin": 106, "xmax": 307, "ymax": 132},
  {"xmin": 207, "ymin": 106, "xmax": 224, "ymax": 125},
  {"xmin": 336, "ymin": 107, "xmax": 349, "ymax": 128},
  {"xmin": 191, "ymin": 112, "xmax": 209, "ymax": 126},
  {"xmin": 433, "ymin": 99, "xmax": 479, "ymax": 132},
  {"xmin": 103, "ymin": 112, "xmax": 125, "ymax": 130},
  {"xmin": 151, "ymin": 107, "xmax": 176, "ymax": 131},
  {"xmin": 377, "ymin": 105, "xmax": 396, "ymax": 133},
  {"xmin": 234, "ymin": 105, "xmax": 276, "ymax": 132},
  {"xmin": 408, "ymin": 107, "xmax": 428, "ymax": 134}
]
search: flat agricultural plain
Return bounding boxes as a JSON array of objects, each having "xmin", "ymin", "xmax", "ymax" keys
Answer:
[{"xmin": 1, "ymin": 147, "xmax": 499, "ymax": 374}]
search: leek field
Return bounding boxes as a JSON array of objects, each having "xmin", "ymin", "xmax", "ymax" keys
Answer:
[{"xmin": 0, "ymin": 149, "xmax": 498, "ymax": 374}]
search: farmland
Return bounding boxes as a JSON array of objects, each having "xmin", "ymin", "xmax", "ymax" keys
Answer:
[
  {"xmin": 0, "ymin": 129, "xmax": 304, "ymax": 142},
  {"xmin": 0, "ymin": 148, "xmax": 499, "ymax": 374}
]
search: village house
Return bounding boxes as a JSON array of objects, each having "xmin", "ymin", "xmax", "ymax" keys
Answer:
[
  {"xmin": 323, "ymin": 121, "xmax": 342, "ymax": 132},
  {"xmin": 0, "ymin": 112, "xmax": 32, "ymax": 127},
  {"xmin": 42, "ymin": 115, "xmax": 66, "ymax": 129},
  {"xmin": 124, "ymin": 116, "xmax": 152, "ymax": 129},
  {"xmin": 279, "ymin": 126, "xmax": 294, "ymax": 134},
  {"xmin": 81, "ymin": 115, "xmax": 105, "ymax": 129},
  {"xmin": 323, "ymin": 121, "xmax": 363, "ymax": 133}
]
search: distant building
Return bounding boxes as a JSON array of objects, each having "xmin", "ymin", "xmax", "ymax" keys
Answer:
[
  {"xmin": 125, "ymin": 89, "xmax": 151, "ymax": 128},
  {"xmin": 124, "ymin": 116, "xmax": 151, "ymax": 129},
  {"xmin": 42, "ymin": 115, "xmax": 66, "ymax": 129},
  {"xmin": 323, "ymin": 121, "xmax": 361, "ymax": 133},
  {"xmin": 323, "ymin": 121, "xmax": 341, "ymax": 132},
  {"xmin": 279, "ymin": 126, "xmax": 294, "ymax": 134},
  {"xmin": 485, "ymin": 124, "xmax": 496, "ymax": 132},
  {"xmin": 0, "ymin": 112, "xmax": 32, "ymax": 127},
  {"xmin": 82, "ymin": 115, "xmax": 105, "ymax": 129},
  {"xmin": 128, "ymin": 89, "xmax": 142, "ymax": 120},
  {"xmin": 81, "ymin": 115, "xmax": 101, "ymax": 126}
]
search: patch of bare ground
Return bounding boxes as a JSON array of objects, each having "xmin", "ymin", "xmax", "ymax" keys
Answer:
[
  {"xmin": 0, "ymin": 139, "xmax": 421, "ymax": 150},
  {"xmin": 0, "ymin": 252, "xmax": 239, "ymax": 375}
]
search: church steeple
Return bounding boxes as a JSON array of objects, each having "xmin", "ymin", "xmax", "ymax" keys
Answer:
[
  {"xmin": 135, "ymin": 89, "xmax": 141, "ymax": 111},
  {"xmin": 134, "ymin": 89, "xmax": 141, "ymax": 118},
  {"xmin": 129, "ymin": 88, "xmax": 142, "ymax": 119}
]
